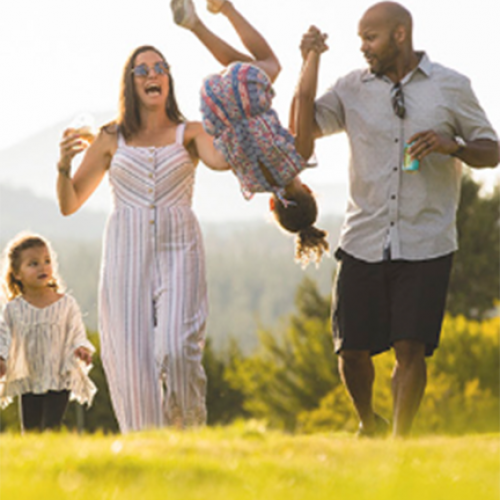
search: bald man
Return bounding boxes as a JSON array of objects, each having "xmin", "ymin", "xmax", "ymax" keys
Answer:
[{"xmin": 295, "ymin": 2, "xmax": 499, "ymax": 437}]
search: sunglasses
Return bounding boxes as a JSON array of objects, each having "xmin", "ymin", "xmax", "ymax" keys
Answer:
[
  {"xmin": 391, "ymin": 82, "xmax": 405, "ymax": 119},
  {"xmin": 131, "ymin": 61, "xmax": 170, "ymax": 77}
]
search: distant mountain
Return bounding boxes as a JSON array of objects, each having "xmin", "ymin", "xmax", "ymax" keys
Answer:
[{"xmin": 0, "ymin": 185, "xmax": 106, "ymax": 243}]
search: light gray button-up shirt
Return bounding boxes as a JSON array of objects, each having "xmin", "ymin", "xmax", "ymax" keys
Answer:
[{"xmin": 315, "ymin": 53, "xmax": 498, "ymax": 262}]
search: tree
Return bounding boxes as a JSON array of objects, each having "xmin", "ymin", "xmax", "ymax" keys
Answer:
[
  {"xmin": 227, "ymin": 277, "xmax": 339, "ymax": 430},
  {"xmin": 447, "ymin": 173, "xmax": 500, "ymax": 318},
  {"xmin": 203, "ymin": 338, "xmax": 249, "ymax": 425}
]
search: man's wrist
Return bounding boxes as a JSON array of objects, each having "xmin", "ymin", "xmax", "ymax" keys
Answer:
[{"xmin": 451, "ymin": 136, "xmax": 466, "ymax": 157}]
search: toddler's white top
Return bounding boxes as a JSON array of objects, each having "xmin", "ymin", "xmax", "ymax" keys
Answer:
[{"xmin": 0, "ymin": 294, "xmax": 96, "ymax": 408}]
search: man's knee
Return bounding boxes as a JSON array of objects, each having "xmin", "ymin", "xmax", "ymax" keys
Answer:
[
  {"xmin": 339, "ymin": 349, "xmax": 371, "ymax": 366},
  {"xmin": 393, "ymin": 340, "xmax": 426, "ymax": 366}
]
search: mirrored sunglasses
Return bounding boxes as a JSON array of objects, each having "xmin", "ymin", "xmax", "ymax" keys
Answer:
[{"xmin": 132, "ymin": 61, "xmax": 170, "ymax": 77}]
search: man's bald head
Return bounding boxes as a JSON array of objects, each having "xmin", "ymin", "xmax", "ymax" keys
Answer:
[
  {"xmin": 358, "ymin": 2, "xmax": 417, "ymax": 78},
  {"xmin": 361, "ymin": 2, "xmax": 413, "ymax": 35}
]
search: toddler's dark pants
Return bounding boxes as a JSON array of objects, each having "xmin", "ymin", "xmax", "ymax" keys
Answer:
[{"xmin": 21, "ymin": 390, "xmax": 70, "ymax": 431}]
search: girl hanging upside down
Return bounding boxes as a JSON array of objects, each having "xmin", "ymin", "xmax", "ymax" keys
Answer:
[{"xmin": 171, "ymin": 0, "xmax": 330, "ymax": 266}]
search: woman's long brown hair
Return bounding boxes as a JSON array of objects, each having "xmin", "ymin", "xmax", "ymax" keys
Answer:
[{"xmin": 116, "ymin": 45, "xmax": 185, "ymax": 140}]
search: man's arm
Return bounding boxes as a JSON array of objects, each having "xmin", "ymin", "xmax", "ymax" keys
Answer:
[
  {"xmin": 291, "ymin": 27, "xmax": 327, "ymax": 160},
  {"xmin": 408, "ymin": 132, "xmax": 500, "ymax": 168}
]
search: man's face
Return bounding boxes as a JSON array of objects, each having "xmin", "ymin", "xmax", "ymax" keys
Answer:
[{"xmin": 358, "ymin": 14, "xmax": 400, "ymax": 76}]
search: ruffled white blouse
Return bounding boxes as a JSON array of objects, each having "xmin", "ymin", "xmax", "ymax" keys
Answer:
[{"xmin": 0, "ymin": 294, "xmax": 96, "ymax": 408}]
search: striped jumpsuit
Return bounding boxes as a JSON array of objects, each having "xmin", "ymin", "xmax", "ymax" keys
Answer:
[{"xmin": 99, "ymin": 124, "xmax": 208, "ymax": 432}]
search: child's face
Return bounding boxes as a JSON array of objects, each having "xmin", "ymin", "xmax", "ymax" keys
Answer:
[{"xmin": 14, "ymin": 245, "xmax": 53, "ymax": 292}]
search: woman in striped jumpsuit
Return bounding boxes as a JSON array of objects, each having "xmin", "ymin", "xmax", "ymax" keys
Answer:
[{"xmin": 56, "ymin": 46, "xmax": 229, "ymax": 432}]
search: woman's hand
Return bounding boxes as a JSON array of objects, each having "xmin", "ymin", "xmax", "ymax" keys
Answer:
[
  {"xmin": 185, "ymin": 122, "xmax": 230, "ymax": 171},
  {"xmin": 58, "ymin": 128, "xmax": 92, "ymax": 175},
  {"xmin": 0, "ymin": 357, "xmax": 7, "ymax": 378}
]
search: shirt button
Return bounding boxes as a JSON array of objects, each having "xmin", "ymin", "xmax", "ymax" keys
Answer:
[
  {"xmin": 149, "ymin": 173, "xmax": 153, "ymax": 178},
  {"xmin": 148, "ymin": 188, "xmax": 153, "ymax": 193},
  {"xmin": 150, "ymin": 204, "xmax": 155, "ymax": 209},
  {"xmin": 390, "ymin": 221, "xmax": 395, "ymax": 226},
  {"xmin": 150, "ymin": 220, "xmax": 155, "ymax": 225},
  {"xmin": 391, "ymin": 195, "xmax": 396, "ymax": 200},
  {"xmin": 395, "ymin": 138, "xmax": 399, "ymax": 143},
  {"xmin": 393, "ymin": 167, "xmax": 398, "ymax": 171}
]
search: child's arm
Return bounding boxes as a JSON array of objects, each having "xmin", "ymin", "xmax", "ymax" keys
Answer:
[
  {"xmin": 189, "ymin": 1, "xmax": 281, "ymax": 82},
  {"xmin": 66, "ymin": 297, "xmax": 96, "ymax": 365},
  {"xmin": 0, "ymin": 306, "xmax": 12, "ymax": 376}
]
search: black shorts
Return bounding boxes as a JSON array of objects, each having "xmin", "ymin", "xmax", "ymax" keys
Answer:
[{"xmin": 331, "ymin": 248, "xmax": 453, "ymax": 357}]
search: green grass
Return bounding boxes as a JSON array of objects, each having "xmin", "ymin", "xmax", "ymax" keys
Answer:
[{"xmin": 1, "ymin": 423, "xmax": 499, "ymax": 500}]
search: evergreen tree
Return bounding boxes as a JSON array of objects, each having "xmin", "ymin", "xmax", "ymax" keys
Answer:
[
  {"xmin": 447, "ymin": 173, "xmax": 500, "ymax": 318},
  {"xmin": 227, "ymin": 278, "xmax": 339, "ymax": 430}
]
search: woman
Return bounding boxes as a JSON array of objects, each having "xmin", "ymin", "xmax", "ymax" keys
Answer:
[{"xmin": 57, "ymin": 45, "xmax": 228, "ymax": 432}]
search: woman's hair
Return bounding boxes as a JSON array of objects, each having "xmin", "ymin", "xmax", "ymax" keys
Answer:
[
  {"xmin": 115, "ymin": 45, "xmax": 185, "ymax": 140},
  {"xmin": 271, "ymin": 189, "xmax": 329, "ymax": 268},
  {"xmin": 1, "ymin": 233, "xmax": 64, "ymax": 301}
]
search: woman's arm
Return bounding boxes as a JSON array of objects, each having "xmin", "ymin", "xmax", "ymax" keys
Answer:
[
  {"xmin": 57, "ymin": 128, "xmax": 116, "ymax": 215},
  {"xmin": 185, "ymin": 122, "xmax": 230, "ymax": 171}
]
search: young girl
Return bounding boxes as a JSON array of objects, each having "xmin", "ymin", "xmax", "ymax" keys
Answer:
[
  {"xmin": 171, "ymin": 0, "xmax": 330, "ymax": 266},
  {"xmin": 0, "ymin": 233, "xmax": 96, "ymax": 432}
]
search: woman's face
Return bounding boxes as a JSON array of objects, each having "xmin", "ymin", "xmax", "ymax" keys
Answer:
[{"xmin": 132, "ymin": 50, "xmax": 170, "ymax": 109}]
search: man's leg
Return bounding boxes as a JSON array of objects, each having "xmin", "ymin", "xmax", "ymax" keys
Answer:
[
  {"xmin": 392, "ymin": 339, "xmax": 427, "ymax": 437},
  {"xmin": 339, "ymin": 349, "xmax": 378, "ymax": 432}
]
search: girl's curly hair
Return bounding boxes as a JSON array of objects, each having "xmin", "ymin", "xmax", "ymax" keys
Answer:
[{"xmin": 271, "ymin": 187, "xmax": 329, "ymax": 267}]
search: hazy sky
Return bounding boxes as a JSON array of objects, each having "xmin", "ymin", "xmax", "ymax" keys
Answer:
[{"xmin": 1, "ymin": 0, "xmax": 498, "ymax": 201}]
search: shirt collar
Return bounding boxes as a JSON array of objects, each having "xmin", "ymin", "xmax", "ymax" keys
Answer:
[{"xmin": 361, "ymin": 51, "xmax": 431, "ymax": 83}]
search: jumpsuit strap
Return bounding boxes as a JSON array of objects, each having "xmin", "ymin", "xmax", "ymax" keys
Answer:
[{"xmin": 175, "ymin": 123, "xmax": 187, "ymax": 145}]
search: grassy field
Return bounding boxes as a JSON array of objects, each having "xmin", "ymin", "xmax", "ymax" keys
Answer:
[{"xmin": 1, "ymin": 423, "xmax": 498, "ymax": 500}]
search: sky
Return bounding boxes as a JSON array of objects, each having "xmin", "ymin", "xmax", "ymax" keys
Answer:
[{"xmin": 0, "ymin": 0, "xmax": 499, "ymax": 216}]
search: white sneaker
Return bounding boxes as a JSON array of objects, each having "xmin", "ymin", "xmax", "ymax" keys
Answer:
[
  {"xmin": 171, "ymin": 0, "xmax": 198, "ymax": 29},
  {"xmin": 207, "ymin": 0, "xmax": 227, "ymax": 14}
]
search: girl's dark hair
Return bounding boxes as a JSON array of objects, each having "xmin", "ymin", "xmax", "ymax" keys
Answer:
[
  {"xmin": 1, "ymin": 233, "xmax": 63, "ymax": 301},
  {"xmin": 115, "ymin": 45, "xmax": 185, "ymax": 140},
  {"xmin": 272, "ymin": 189, "xmax": 329, "ymax": 267}
]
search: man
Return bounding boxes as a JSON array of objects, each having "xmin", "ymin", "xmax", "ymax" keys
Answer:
[{"xmin": 295, "ymin": 2, "xmax": 499, "ymax": 437}]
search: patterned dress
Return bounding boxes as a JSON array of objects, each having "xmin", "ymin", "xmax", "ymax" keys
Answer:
[
  {"xmin": 0, "ymin": 294, "xmax": 96, "ymax": 409},
  {"xmin": 201, "ymin": 62, "xmax": 309, "ymax": 201},
  {"xmin": 99, "ymin": 124, "xmax": 208, "ymax": 432}
]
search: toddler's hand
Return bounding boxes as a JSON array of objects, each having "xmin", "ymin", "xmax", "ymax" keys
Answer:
[
  {"xmin": 74, "ymin": 347, "xmax": 93, "ymax": 365},
  {"xmin": 0, "ymin": 358, "xmax": 7, "ymax": 378}
]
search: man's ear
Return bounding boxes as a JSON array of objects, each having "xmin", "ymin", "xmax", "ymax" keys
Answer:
[{"xmin": 393, "ymin": 24, "xmax": 407, "ymax": 45}]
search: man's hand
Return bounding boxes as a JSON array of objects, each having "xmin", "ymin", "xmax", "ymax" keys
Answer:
[
  {"xmin": 0, "ymin": 358, "xmax": 7, "ymax": 378},
  {"xmin": 407, "ymin": 131, "xmax": 459, "ymax": 161},
  {"xmin": 301, "ymin": 26, "xmax": 329, "ymax": 60}
]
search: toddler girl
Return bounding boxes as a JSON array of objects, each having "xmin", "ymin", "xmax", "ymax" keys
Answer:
[
  {"xmin": 0, "ymin": 233, "xmax": 96, "ymax": 431},
  {"xmin": 171, "ymin": 0, "xmax": 329, "ymax": 266}
]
